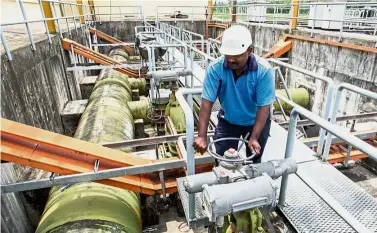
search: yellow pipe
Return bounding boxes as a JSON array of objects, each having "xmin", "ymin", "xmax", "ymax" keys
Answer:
[
  {"xmin": 42, "ymin": 0, "xmax": 56, "ymax": 33},
  {"xmin": 290, "ymin": 0, "xmax": 300, "ymax": 30},
  {"xmin": 76, "ymin": 0, "xmax": 85, "ymax": 24}
]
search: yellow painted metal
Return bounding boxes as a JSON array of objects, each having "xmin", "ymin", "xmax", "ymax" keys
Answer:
[
  {"xmin": 88, "ymin": 0, "xmax": 96, "ymax": 21},
  {"xmin": 76, "ymin": 0, "xmax": 85, "ymax": 24},
  {"xmin": 290, "ymin": 0, "xmax": 300, "ymax": 30},
  {"xmin": 208, "ymin": 0, "xmax": 213, "ymax": 20},
  {"xmin": 42, "ymin": 0, "xmax": 56, "ymax": 33},
  {"xmin": 263, "ymin": 39, "xmax": 293, "ymax": 58}
]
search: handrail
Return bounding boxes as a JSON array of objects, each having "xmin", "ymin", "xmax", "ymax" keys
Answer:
[
  {"xmin": 268, "ymin": 58, "xmax": 336, "ymax": 155},
  {"xmin": 322, "ymin": 83, "xmax": 377, "ymax": 161},
  {"xmin": 277, "ymin": 93, "xmax": 376, "ymax": 233},
  {"xmin": 176, "ymin": 87, "xmax": 203, "ymax": 220}
]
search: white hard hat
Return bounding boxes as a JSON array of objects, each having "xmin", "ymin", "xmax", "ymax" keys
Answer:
[{"xmin": 219, "ymin": 25, "xmax": 252, "ymax": 56}]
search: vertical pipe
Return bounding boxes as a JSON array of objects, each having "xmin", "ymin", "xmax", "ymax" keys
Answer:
[
  {"xmin": 51, "ymin": 2, "xmax": 62, "ymax": 38},
  {"xmin": 290, "ymin": 0, "xmax": 300, "ymax": 31},
  {"xmin": 317, "ymin": 85, "xmax": 335, "ymax": 155},
  {"xmin": 39, "ymin": 0, "xmax": 52, "ymax": 43},
  {"xmin": 0, "ymin": 28, "xmax": 12, "ymax": 60},
  {"xmin": 70, "ymin": 4, "xmax": 78, "ymax": 33},
  {"xmin": 61, "ymin": 3, "xmax": 71, "ymax": 36},
  {"xmin": 231, "ymin": 0, "xmax": 237, "ymax": 22},
  {"xmin": 310, "ymin": 3, "xmax": 316, "ymax": 38},
  {"xmin": 338, "ymin": 3, "xmax": 346, "ymax": 42},
  {"xmin": 278, "ymin": 109, "xmax": 297, "ymax": 206},
  {"xmin": 119, "ymin": 7, "xmax": 122, "ymax": 22},
  {"xmin": 322, "ymin": 88, "xmax": 342, "ymax": 162},
  {"xmin": 18, "ymin": 0, "xmax": 36, "ymax": 50}
]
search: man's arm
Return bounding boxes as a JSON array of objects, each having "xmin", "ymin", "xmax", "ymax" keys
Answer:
[
  {"xmin": 194, "ymin": 99, "xmax": 214, "ymax": 154},
  {"xmin": 249, "ymin": 66, "xmax": 275, "ymax": 154},
  {"xmin": 194, "ymin": 64, "xmax": 220, "ymax": 154},
  {"xmin": 249, "ymin": 105, "xmax": 270, "ymax": 154},
  {"xmin": 198, "ymin": 99, "xmax": 214, "ymax": 139}
]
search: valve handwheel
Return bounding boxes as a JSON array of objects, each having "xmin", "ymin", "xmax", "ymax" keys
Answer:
[{"xmin": 207, "ymin": 137, "xmax": 256, "ymax": 164}]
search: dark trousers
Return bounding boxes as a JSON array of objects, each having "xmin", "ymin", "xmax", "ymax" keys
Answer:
[{"xmin": 214, "ymin": 117, "xmax": 271, "ymax": 163}]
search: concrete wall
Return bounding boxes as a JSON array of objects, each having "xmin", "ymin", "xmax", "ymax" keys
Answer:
[
  {"xmin": 1, "ymin": 27, "xmax": 89, "ymax": 233},
  {"xmin": 1, "ymin": 27, "xmax": 90, "ymax": 133}
]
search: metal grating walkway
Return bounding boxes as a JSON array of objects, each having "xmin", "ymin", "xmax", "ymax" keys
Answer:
[{"xmin": 281, "ymin": 161, "xmax": 377, "ymax": 232}]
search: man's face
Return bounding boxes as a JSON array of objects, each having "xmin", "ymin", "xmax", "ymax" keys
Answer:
[{"xmin": 225, "ymin": 48, "xmax": 252, "ymax": 70}]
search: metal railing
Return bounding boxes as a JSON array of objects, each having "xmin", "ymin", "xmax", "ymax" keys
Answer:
[
  {"xmin": 277, "ymin": 93, "xmax": 377, "ymax": 233},
  {"xmin": 0, "ymin": 0, "xmax": 143, "ymax": 61},
  {"xmin": 154, "ymin": 2, "xmax": 377, "ymax": 42},
  {"xmin": 322, "ymin": 83, "xmax": 377, "ymax": 162}
]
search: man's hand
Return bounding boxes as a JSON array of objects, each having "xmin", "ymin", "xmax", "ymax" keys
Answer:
[
  {"xmin": 248, "ymin": 137, "xmax": 261, "ymax": 155},
  {"xmin": 193, "ymin": 137, "xmax": 208, "ymax": 154}
]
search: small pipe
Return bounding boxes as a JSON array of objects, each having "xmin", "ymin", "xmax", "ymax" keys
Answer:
[{"xmin": 38, "ymin": 0, "xmax": 52, "ymax": 43}]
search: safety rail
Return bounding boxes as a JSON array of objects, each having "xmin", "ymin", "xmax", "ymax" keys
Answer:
[
  {"xmin": 206, "ymin": 38, "xmax": 222, "ymax": 58},
  {"xmin": 276, "ymin": 93, "xmax": 377, "ymax": 233},
  {"xmin": 322, "ymin": 83, "xmax": 377, "ymax": 162},
  {"xmin": 0, "ymin": 0, "xmax": 143, "ymax": 61},
  {"xmin": 155, "ymin": 2, "xmax": 377, "ymax": 43}
]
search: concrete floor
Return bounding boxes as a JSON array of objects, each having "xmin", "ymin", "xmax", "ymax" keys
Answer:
[{"xmin": 339, "ymin": 162, "xmax": 377, "ymax": 198}]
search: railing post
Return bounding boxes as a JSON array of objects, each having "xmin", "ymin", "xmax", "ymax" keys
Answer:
[
  {"xmin": 290, "ymin": 0, "xmax": 300, "ymax": 31},
  {"xmin": 76, "ymin": 0, "xmax": 85, "ymax": 24}
]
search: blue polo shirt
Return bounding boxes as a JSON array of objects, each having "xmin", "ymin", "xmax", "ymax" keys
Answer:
[{"xmin": 202, "ymin": 54, "xmax": 275, "ymax": 126}]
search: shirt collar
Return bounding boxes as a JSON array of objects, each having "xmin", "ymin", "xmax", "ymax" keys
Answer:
[{"xmin": 223, "ymin": 54, "xmax": 258, "ymax": 74}]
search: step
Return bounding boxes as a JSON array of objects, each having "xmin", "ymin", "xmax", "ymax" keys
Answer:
[
  {"xmin": 60, "ymin": 99, "xmax": 88, "ymax": 136},
  {"xmin": 80, "ymin": 76, "xmax": 98, "ymax": 99}
]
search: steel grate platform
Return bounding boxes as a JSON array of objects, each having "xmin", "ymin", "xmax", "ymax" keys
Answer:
[{"xmin": 280, "ymin": 161, "xmax": 377, "ymax": 232}]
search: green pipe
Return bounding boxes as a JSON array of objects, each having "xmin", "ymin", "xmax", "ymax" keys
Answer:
[
  {"xmin": 36, "ymin": 49, "xmax": 142, "ymax": 233},
  {"xmin": 273, "ymin": 88, "xmax": 310, "ymax": 111},
  {"xmin": 129, "ymin": 77, "xmax": 147, "ymax": 95},
  {"xmin": 128, "ymin": 96, "xmax": 151, "ymax": 123}
]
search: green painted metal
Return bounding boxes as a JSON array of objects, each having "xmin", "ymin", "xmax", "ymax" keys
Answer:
[
  {"xmin": 129, "ymin": 77, "xmax": 147, "ymax": 95},
  {"xmin": 36, "ymin": 48, "xmax": 142, "ymax": 233},
  {"xmin": 128, "ymin": 96, "xmax": 151, "ymax": 123},
  {"xmin": 36, "ymin": 183, "xmax": 141, "ymax": 233},
  {"xmin": 224, "ymin": 209, "xmax": 264, "ymax": 233},
  {"xmin": 273, "ymin": 88, "xmax": 310, "ymax": 111},
  {"xmin": 165, "ymin": 90, "xmax": 186, "ymax": 157}
]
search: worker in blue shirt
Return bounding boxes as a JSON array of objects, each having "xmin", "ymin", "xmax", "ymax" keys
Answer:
[{"xmin": 193, "ymin": 25, "xmax": 275, "ymax": 163}]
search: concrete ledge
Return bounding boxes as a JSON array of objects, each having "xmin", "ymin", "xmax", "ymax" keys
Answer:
[
  {"xmin": 80, "ymin": 76, "xmax": 98, "ymax": 99},
  {"xmin": 60, "ymin": 100, "xmax": 88, "ymax": 136}
]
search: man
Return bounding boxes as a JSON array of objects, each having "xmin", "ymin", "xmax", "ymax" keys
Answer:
[{"xmin": 193, "ymin": 25, "xmax": 275, "ymax": 163}]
